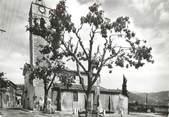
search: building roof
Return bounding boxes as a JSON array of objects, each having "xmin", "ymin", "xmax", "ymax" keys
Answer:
[
  {"xmin": 0, "ymin": 78, "xmax": 16, "ymax": 89},
  {"xmin": 52, "ymin": 83, "xmax": 121, "ymax": 95},
  {"xmin": 58, "ymin": 69, "xmax": 97, "ymax": 77}
]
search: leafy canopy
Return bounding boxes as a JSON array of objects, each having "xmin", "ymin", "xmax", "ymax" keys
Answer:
[{"xmin": 27, "ymin": 0, "xmax": 153, "ymax": 89}]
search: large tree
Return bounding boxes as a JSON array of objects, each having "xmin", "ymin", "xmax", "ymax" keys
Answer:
[{"xmin": 27, "ymin": 0, "xmax": 153, "ymax": 115}]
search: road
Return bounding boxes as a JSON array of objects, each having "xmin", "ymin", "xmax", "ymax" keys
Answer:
[
  {"xmin": 0, "ymin": 108, "xmax": 43, "ymax": 117},
  {"xmin": 0, "ymin": 108, "xmax": 167, "ymax": 117},
  {"xmin": 0, "ymin": 108, "xmax": 75, "ymax": 117}
]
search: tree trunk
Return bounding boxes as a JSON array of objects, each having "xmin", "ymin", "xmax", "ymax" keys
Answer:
[
  {"xmin": 43, "ymin": 84, "xmax": 48, "ymax": 113},
  {"xmin": 85, "ymin": 92, "xmax": 92, "ymax": 117},
  {"xmin": 84, "ymin": 70, "xmax": 94, "ymax": 117},
  {"xmin": 57, "ymin": 87, "xmax": 61, "ymax": 111}
]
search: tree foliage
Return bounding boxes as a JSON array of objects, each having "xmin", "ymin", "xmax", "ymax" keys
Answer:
[
  {"xmin": 122, "ymin": 75, "xmax": 128, "ymax": 97},
  {"xmin": 0, "ymin": 72, "xmax": 5, "ymax": 78},
  {"xmin": 0, "ymin": 72, "xmax": 8, "ymax": 89}
]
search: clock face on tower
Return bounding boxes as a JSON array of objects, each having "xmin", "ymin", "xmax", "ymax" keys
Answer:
[{"xmin": 38, "ymin": 5, "xmax": 46, "ymax": 14}]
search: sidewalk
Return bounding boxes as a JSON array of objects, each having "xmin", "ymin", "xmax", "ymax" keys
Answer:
[{"xmin": 20, "ymin": 108, "xmax": 78, "ymax": 117}]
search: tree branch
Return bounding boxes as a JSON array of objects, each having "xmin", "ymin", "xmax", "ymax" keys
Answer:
[
  {"xmin": 77, "ymin": 24, "xmax": 83, "ymax": 34},
  {"xmin": 47, "ymin": 73, "xmax": 56, "ymax": 91},
  {"xmin": 88, "ymin": 27, "xmax": 97, "ymax": 70},
  {"xmin": 74, "ymin": 24, "xmax": 89, "ymax": 59},
  {"xmin": 87, "ymin": 26, "xmax": 97, "ymax": 90},
  {"xmin": 89, "ymin": 27, "xmax": 97, "ymax": 61},
  {"xmin": 76, "ymin": 62, "xmax": 86, "ymax": 92},
  {"xmin": 89, "ymin": 38, "xmax": 108, "ymax": 88},
  {"xmin": 61, "ymin": 40, "xmax": 88, "ymax": 74},
  {"xmin": 103, "ymin": 47, "xmax": 122, "ymax": 64}
]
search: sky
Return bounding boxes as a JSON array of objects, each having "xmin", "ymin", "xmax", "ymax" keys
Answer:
[{"xmin": 0, "ymin": 0, "xmax": 169, "ymax": 92}]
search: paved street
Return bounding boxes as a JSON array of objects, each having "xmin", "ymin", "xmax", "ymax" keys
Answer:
[
  {"xmin": 0, "ymin": 108, "xmax": 167, "ymax": 117},
  {"xmin": 0, "ymin": 108, "xmax": 76, "ymax": 117},
  {"xmin": 0, "ymin": 108, "xmax": 45, "ymax": 117}
]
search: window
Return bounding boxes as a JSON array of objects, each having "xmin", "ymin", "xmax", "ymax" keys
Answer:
[{"xmin": 73, "ymin": 91, "xmax": 78, "ymax": 101}]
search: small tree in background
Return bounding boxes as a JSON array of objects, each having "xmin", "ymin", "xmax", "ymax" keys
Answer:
[
  {"xmin": 122, "ymin": 74, "xmax": 128, "ymax": 97},
  {"xmin": 23, "ymin": 54, "xmax": 75, "ymax": 112},
  {"xmin": 0, "ymin": 72, "xmax": 6, "ymax": 88},
  {"xmin": 0, "ymin": 72, "xmax": 5, "ymax": 79},
  {"xmin": 27, "ymin": 0, "xmax": 154, "ymax": 115}
]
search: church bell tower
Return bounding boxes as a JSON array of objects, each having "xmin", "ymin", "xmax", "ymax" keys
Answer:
[
  {"xmin": 29, "ymin": 0, "xmax": 48, "ymax": 65},
  {"xmin": 24, "ymin": 0, "xmax": 50, "ymax": 110}
]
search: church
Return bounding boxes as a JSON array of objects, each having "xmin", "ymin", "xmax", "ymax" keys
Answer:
[
  {"xmin": 23, "ymin": 0, "xmax": 128, "ymax": 114},
  {"xmin": 50, "ymin": 74, "xmax": 128, "ymax": 114}
]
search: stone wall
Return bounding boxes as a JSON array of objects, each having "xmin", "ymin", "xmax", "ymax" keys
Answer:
[
  {"xmin": 0, "ymin": 87, "xmax": 17, "ymax": 108},
  {"xmin": 60, "ymin": 92, "xmax": 93, "ymax": 112},
  {"xmin": 52, "ymin": 90, "xmax": 128, "ymax": 114},
  {"xmin": 52, "ymin": 91, "xmax": 94, "ymax": 112},
  {"xmin": 23, "ymin": 72, "xmax": 35, "ymax": 110},
  {"xmin": 33, "ymin": 79, "xmax": 44, "ymax": 100},
  {"xmin": 85, "ymin": 93, "xmax": 128, "ymax": 114}
]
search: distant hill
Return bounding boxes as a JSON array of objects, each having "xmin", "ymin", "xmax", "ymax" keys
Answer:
[{"xmin": 128, "ymin": 91, "xmax": 169, "ymax": 106}]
